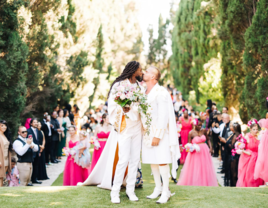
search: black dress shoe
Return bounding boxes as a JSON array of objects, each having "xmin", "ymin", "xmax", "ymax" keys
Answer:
[
  {"xmin": 32, "ymin": 180, "xmax": 42, "ymax": 184},
  {"xmin": 217, "ymin": 170, "xmax": 225, "ymax": 174},
  {"xmin": 51, "ymin": 160, "xmax": 58, "ymax": 163},
  {"xmin": 172, "ymin": 177, "xmax": 178, "ymax": 183},
  {"xmin": 218, "ymin": 167, "xmax": 223, "ymax": 170},
  {"xmin": 56, "ymin": 159, "xmax": 61, "ymax": 162},
  {"xmin": 27, "ymin": 183, "xmax": 33, "ymax": 186}
]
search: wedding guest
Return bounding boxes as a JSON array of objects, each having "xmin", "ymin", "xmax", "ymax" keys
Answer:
[
  {"xmin": 237, "ymin": 120, "xmax": 264, "ymax": 187},
  {"xmin": 178, "ymin": 109, "xmax": 193, "ymax": 164},
  {"xmin": 177, "ymin": 119, "xmax": 217, "ymax": 186},
  {"xmin": 13, "ymin": 126, "xmax": 38, "ymax": 186},
  {"xmin": 51, "ymin": 111, "xmax": 62, "ymax": 163},
  {"xmin": 54, "ymin": 105, "xmax": 60, "ymax": 112},
  {"xmin": 24, "ymin": 118, "xmax": 31, "ymax": 129},
  {"xmin": 0, "ymin": 120, "xmax": 12, "ymax": 187},
  {"xmin": 65, "ymin": 104, "xmax": 74, "ymax": 125},
  {"xmin": 57, "ymin": 109, "xmax": 66, "ymax": 159},
  {"xmin": 63, "ymin": 109, "xmax": 72, "ymax": 138},
  {"xmin": 211, "ymin": 112, "xmax": 224, "ymax": 159},
  {"xmin": 73, "ymin": 104, "xmax": 81, "ymax": 133},
  {"xmin": 27, "ymin": 118, "xmax": 42, "ymax": 184},
  {"xmin": 37, "ymin": 122, "xmax": 49, "ymax": 180},
  {"xmin": 222, "ymin": 107, "xmax": 228, "ymax": 114},
  {"xmin": 89, "ymin": 114, "xmax": 112, "ymax": 173},
  {"xmin": 6, "ymin": 158, "xmax": 20, "ymax": 187},
  {"xmin": 63, "ymin": 126, "xmax": 89, "ymax": 186},
  {"xmin": 89, "ymin": 116, "xmax": 98, "ymax": 132},
  {"xmin": 42, "ymin": 115, "xmax": 52, "ymax": 164}
]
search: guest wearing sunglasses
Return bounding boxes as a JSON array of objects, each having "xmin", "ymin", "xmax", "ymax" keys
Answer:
[{"xmin": 13, "ymin": 126, "xmax": 38, "ymax": 186}]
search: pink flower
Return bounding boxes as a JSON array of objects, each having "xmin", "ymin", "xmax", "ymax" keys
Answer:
[{"xmin": 116, "ymin": 92, "xmax": 122, "ymax": 97}]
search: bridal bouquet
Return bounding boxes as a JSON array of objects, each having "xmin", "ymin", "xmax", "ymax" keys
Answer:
[
  {"xmin": 63, "ymin": 147, "xmax": 76, "ymax": 157},
  {"xmin": 112, "ymin": 82, "xmax": 152, "ymax": 135},
  {"xmin": 231, "ymin": 134, "xmax": 247, "ymax": 156}
]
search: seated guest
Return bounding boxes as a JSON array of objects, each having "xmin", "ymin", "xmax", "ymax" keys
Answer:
[
  {"xmin": 13, "ymin": 126, "xmax": 38, "ymax": 186},
  {"xmin": 6, "ymin": 158, "xmax": 20, "ymax": 187}
]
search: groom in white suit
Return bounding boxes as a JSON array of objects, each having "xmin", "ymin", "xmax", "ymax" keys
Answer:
[{"xmin": 142, "ymin": 66, "xmax": 181, "ymax": 204}]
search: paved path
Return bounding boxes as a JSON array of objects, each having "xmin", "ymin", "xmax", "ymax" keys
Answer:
[
  {"xmin": 212, "ymin": 156, "xmax": 224, "ymax": 186},
  {"xmin": 34, "ymin": 156, "xmax": 67, "ymax": 187}
]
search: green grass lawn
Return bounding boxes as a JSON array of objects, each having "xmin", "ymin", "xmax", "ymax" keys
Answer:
[{"xmin": 0, "ymin": 162, "xmax": 268, "ymax": 208}]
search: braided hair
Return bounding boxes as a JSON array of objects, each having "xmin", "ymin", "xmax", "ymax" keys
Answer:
[{"xmin": 107, "ymin": 61, "xmax": 141, "ymax": 98}]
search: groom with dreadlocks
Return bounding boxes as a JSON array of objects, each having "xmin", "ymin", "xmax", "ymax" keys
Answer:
[{"xmin": 108, "ymin": 61, "xmax": 144, "ymax": 204}]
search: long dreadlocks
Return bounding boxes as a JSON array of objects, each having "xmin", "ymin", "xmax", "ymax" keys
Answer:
[{"xmin": 107, "ymin": 61, "xmax": 140, "ymax": 98}]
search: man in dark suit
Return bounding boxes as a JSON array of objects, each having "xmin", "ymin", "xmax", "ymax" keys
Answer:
[
  {"xmin": 50, "ymin": 111, "xmax": 62, "ymax": 163},
  {"xmin": 41, "ymin": 113, "xmax": 53, "ymax": 164},
  {"xmin": 27, "ymin": 118, "xmax": 42, "ymax": 184}
]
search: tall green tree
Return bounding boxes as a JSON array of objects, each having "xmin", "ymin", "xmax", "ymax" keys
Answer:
[
  {"xmin": 0, "ymin": 0, "xmax": 29, "ymax": 135},
  {"xmin": 89, "ymin": 25, "xmax": 104, "ymax": 109},
  {"xmin": 242, "ymin": 0, "xmax": 268, "ymax": 120}
]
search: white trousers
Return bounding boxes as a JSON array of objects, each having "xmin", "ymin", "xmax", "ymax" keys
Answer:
[{"xmin": 111, "ymin": 130, "xmax": 141, "ymax": 194}]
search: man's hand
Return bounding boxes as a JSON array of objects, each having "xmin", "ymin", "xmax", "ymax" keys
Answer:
[
  {"xmin": 57, "ymin": 129, "xmax": 62, "ymax": 132},
  {"xmin": 26, "ymin": 138, "xmax": 32, "ymax": 145},
  {"xmin": 215, "ymin": 123, "xmax": 219, "ymax": 128},
  {"xmin": 219, "ymin": 137, "xmax": 225, "ymax": 143},
  {"xmin": 123, "ymin": 107, "xmax": 130, "ymax": 113},
  {"xmin": 212, "ymin": 122, "xmax": 216, "ymax": 128},
  {"xmin": 151, "ymin": 137, "xmax": 160, "ymax": 146}
]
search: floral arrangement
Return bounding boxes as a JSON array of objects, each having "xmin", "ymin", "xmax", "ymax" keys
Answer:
[
  {"xmin": 112, "ymin": 82, "xmax": 152, "ymax": 135},
  {"xmin": 63, "ymin": 147, "xmax": 76, "ymax": 157},
  {"xmin": 177, "ymin": 123, "xmax": 182, "ymax": 137},
  {"xmin": 247, "ymin": 119, "xmax": 258, "ymax": 127},
  {"xmin": 231, "ymin": 134, "xmax": 247, "ymax": 156},
  {"xmin": 184, "ymin": 143, "xmax": 200, "ymax": 153},
  {"xmin": 79, "ymin": 131, "xmax": 88, "ymax": 137}
]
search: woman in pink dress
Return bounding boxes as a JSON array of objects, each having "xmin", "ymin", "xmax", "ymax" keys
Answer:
[
  {"xmin": 63, "ymin": 126, "xmax": 89, "ymax": 186},
  {"xmin": 254, "ymin": 118, "xmax": 268, "ymax": 186},
  {"xmin": 89, "ymin": 114, "xmax": 112, "ymax": 174},
  {"xmin": 236, "ymin": 120, "xmax": 264, "ymax": 187},
  {"xmin": 178, "ymin": 109, "xmax": 193, "ymax": 164},
  {"xmin": 177, "ymin": 119, "xmax": 217, "ymax": 186}
]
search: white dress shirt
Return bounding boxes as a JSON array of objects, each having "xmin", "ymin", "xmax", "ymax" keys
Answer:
[
  {"xmin": 212, "ymin": 123, "xmax": 225, "ymax": 135},
  {"xmin": 45, "ymin": 119, "xmax": 52, "ymax": 136},
  {"xmin": 13, "ymin": 135, "xmax": 38, "ymax": 156}
]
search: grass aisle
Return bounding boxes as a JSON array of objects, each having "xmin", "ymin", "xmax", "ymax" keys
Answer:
[{"xmin": 1, "ymin": 162, "xmax": 268, "ymax": 208}]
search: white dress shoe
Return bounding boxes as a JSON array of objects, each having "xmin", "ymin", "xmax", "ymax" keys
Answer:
[
  {"xmin": 126, "ymin": 192, "xmax": 139, "ymax": 202},
  {"xmin": 110, "ymin": 192, "xmax": 120, "ymax": 204},
  {"xmin": 147, "ymin": 187, "xmax": 162, "ymax": 199},
  {"xmin": 156, "ymin": 190, "xmax": 171, "ymax": 204}
]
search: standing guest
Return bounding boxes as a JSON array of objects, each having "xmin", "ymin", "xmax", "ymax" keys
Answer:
[
  {"xmin": 222, "ymin": 107, "xmax": 228, "ymax": 114},
  {"xmin": 217, "ymin": 114, "xmax": 231, "ymax": 172},
  {"xmin": 174, "ymin": 96, "xmax": 182, "ymax": 117},
  {"xmin": 37, "ymin": 122, "xmax": 49, "ymax": 180},
  {"xmin": 0, "ymin": 120, "xmax": 12, "ymax": 187},
  {"xmin": 73, "ymin": 104, "xmax": 81, "ymax": 133},
  {"xmin": 211, "ymin": 112, "xmax": 224, "ymax": 158},
  {"xmin": 27, "ymin": 118, "xmax": 42, "ymax": 184},
  {"xmin": 220, "ymin": 122, "xmax": 241, "ymax": 186},
  {"xmin": 57, "ymin": 109, "xmax": 66, "ymax": 159},
  {"xmin": 178, "ymin": 109, "xmax": 193, "ymax": 164},
  {"xmin": 63, "ymin": 126, "xmax": 89, "ymax": 186},
  {"xmin": 54, "ymin": 105, "xmax": 60, "ymax": 112},
  {"xmin": 6, "ymin": 158, "xmax": 20, "ymax": 187},
  {"xmin": 65, "ymin": 104, "xmax": 75, "ymax": 125},
  {"xmin": 89, "ymin": 116, "xmax": 98, "ymax": 132},
  {"xmin": 254, "ymin": 117, "xmax": 268, "ymax": 187},
  {"xmin": 24, "ymin": 118, "xmax": 31, "ymax": 129},
  {"xmin": 89, "ymin": 114, "xmax": 112, "ymax": 174},
  {"xmin": 177, "ymin": 119, "xmax": 217, "ymax": 186},
  {"xmin": 41, "ymin": 113, "xmax": 51, "ymax": 164},
  {"xmin": 50, "ymin": 111, "xmax": 62, "ymax": 163},
  {"xmin": 236, "ymin": 120, "xmax": 264, "ymax": 187},
  {"xmin": 63, "ymin": 109, "xmax": 72, "ymax": 139},
  {"xmin": 13, "ymin": 126, "xmax": 38, "ymax": 186},
  {"xmin": 206, "ymin": 99, "xmax": 212, "ymax": 110}
]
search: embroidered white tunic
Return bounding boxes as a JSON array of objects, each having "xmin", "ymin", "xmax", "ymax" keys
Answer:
[{"xmin": 142, "ymin": 83, "xmax": 181, "ymax": 178}]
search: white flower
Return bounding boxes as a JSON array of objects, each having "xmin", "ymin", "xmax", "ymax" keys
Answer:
[{"xmin": 120, "ymin": 94, "xmax": 126, "ymax": 100}]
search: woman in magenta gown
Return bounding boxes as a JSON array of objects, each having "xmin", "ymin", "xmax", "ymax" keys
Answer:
[
  {"xmin": 237, "ymin": 121, "xmax": 264, "ymax": 187},
  {"xmin": 254, "ymin": 118, "xmax": 268, "ymax": 186},
  {"xmin": 177, "ymin": 119, "xmax": 217, "ymax": 186},
  {"xmin": 63, "ymin": 126, "xmax": 89, "ymax": 186},
  {"xmin": 179, "ymin": 109, "xmax": 193, "ymax": 164},
  {"xmin": 89, "ymin": 114, "xmax": 112, "ymax": 174}
]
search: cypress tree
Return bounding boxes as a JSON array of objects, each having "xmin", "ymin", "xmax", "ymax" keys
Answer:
[
  {"xmin": 89, "ymin": 25, "xmax": 104, "ymax": 109},
  {"xmin": 0, "ymin": 0, "xmax": 28, "ymax": 135}
]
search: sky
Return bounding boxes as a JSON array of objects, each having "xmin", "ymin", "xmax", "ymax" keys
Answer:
[{"xmin": 137, "ymin": 0, "xmax": 175, "ymax": 57}]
